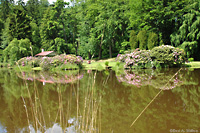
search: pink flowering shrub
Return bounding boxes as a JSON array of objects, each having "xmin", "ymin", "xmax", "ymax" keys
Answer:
[
  {"xmin": 16, "ymin": 54, "xmax": 83, "ymax": 70},
  {"xmin": 116, "ymin": 45, "xmax": 186, "ymax": 69},
  {"xmin": 40, "ymin": 57, "xmax": 53, "ymax": 70},
  {"xmin": 116, "ymin": 48, "xmax": 152, "ymax": 69},
  {"xmin": 150, "ymin": 45, "xmax": 186, "ymax": 68},
  {"xmin": 17, "ymin": 56, "xmax": 40, "ymax": 67}
]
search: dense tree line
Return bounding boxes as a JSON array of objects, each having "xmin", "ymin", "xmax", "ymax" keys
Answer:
[{"xmin": 0, "ymin": 0, "xmax": 200, "ymax": 63}]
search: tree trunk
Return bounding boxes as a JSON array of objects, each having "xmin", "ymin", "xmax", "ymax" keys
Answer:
[
  {"xmin": 76, "ymin": 41, "xmax": 79, "ymax": 56},
  {"xmin": 88, "ymin": 52, "xmax": 91, "ymax": 59},
  {"xmin": 99, "ymin": 47, "xmax": 102, "ymax": 59}
]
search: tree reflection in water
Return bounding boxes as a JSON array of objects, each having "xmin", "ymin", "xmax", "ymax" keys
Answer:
[{"xmin": 0, "ymin": 69, "xmax": 199, "ymax": 132}]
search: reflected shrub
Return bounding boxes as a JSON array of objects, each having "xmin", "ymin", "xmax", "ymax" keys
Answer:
[
  {"xmin": 16, "ymin": 70, "xmax": 84, "ymax": 84},
  {"xmin": 116, "ymin": 69, "xmax": 184, "ymax": 90}
]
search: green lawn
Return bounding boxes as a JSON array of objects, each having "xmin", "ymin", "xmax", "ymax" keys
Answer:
[
  {"xmin": 186, "ymin": 61, "xmax": 200, "ymax": 68},
  {"xmin": 83, "ymin": 58, "xmax": 119, "ymax": 70}
]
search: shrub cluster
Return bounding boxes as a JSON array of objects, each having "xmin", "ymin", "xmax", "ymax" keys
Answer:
[
  {"xmin": 116, "ymin": 45, "xmax": 186, "ymax": 69},
  {"xmin": 16, "ymin": 54, "xmax": 83, "ymax": 70},
  {"xmin": 17, "ymin": 56, "xmax": 40, "ymax": 67},
  {"xmin": 150, "ymin": 45, "xmax": 186, "ymax": 68}
]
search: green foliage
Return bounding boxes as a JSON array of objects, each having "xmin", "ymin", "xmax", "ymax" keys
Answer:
[
  {"xmin": 137, "ymin": 30, "xmax": 147, "ymax": 50},
  {"xmin": 105, "ymin": 61, "xmax": 109, "ymax": 66},
  {"xmin": 51, "ymin": 37, "xmax": 68, "ymax": 54},
  {"xmin": 129, "ymin": 30, "xmax": 138, "ymax": 49},
  {"xmin": 17, "ymin": 56, "xmax": 40, "ymax": 67},
  {"xmin": 147, "ymin": 32, "xmax": 158, "ymax": 50},
  {"xmin": 3, "ymin": 38, "xmax": 31, "ymax": 62},
  {"xmin": 30, "ymin": 20, "xmax": 41, "ymax": 48},
  {"xmin": 40, "ymin": 57, "xmax": 52, "ymax": 70},
  {"xmin": 171, "ymin": 1, "xmax": 200, "ymax": 60},
  {"xmin": 188, "ymin": 58, "xmax": 194, "ymax": 62},
  {"xmin": 26, "ymin": 0, "xmax": 41, "ymax": 24},
  {"xmin": 16, "ymin": 54, "xmax": 83, "ymax": 70},
  {"xmin": 117, "ymin": 45, "xmax": 186, "ymax": 69},
  {"xmin": 0, "ymin": 0, "xmax": 199, "ymax": 62},
  {"xmin": 0, "ymin": 0, "xmax": 13, "ymax": 21},
  {"xmin": 150, "ymin": 45, "xmax": 186, "ymax": 68},
  {"xmin": 117, "ymin": 48, "xmax": 152, "ymax": 69},
  {"xmin": 119, "ymin": 41, "xmax": 130, "ymax": 54},
  {"xmin": 1, "ymin": 18, "xmax": 12, "ymax": 49},
  {"xmin": 9, "ymin": 7, "xmax": 32, "ymax": 40}
]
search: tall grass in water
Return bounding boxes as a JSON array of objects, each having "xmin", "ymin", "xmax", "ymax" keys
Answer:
[
  {"xmin": 18, "ymin": 66, "xmax": 103, "ymax": 132},
  {"xmin": 19, "ymin": 67, "xmax": 47, "ymax": 132},
  {"xmin": 77, "ymin": 70, "xmax": 102, "ymax": 133}
]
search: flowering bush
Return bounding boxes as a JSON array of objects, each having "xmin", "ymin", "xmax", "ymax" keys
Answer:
[
  {"xmin": 16, "ymin": 54, "xmax": 83, "ymax": 70},
  {"xmin": 150, "ymin": 45, "xmax": 186, "ymax": 68},
  {"xmin": 117, "ymin": 45, "xmax": 186, "ymax": 69},
  {"xmin": 17, "ymin": 56, "xmax": 40, "ymax": 67},
  {"xmin": 116, "ymin": 54, "xmax": 127, "ymax": 62},
  {"xmin": 40, "ymin": 57, "xmax": 53, "ymax": 70},
  {"xmin": 125, "ymin": 49, "xmax": 152, "ymax": 69},
  {"xmin": 117, "ymin": 48, "xmax": 152, "ymax": 69}
]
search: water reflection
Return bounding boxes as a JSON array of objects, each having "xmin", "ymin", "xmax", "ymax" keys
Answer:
[
  {"xmin": 0, "ymin": 69, "xmax": 199, "ymax": 132},
  {"xmin": 16, "ymin": 70, "xmax": 84, "ymax": 85},
  {"xmin": 116, "ymin": 68, "xmax": 194, "ymax": 90}
]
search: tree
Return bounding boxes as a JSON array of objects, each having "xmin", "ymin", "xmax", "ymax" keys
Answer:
[
  {"xmin": 130, "ymin": 30, "xmax": 138, "ymax": 49},
  {"xmin": 171, "ymin": 1, "xmax": 200, "ymax": 60},
  {"xmin": 3, "ymin": 38, "xmax": 31, "ymax": 62},
  {"xmin": 40, "ymin": 7, "xmax": 60, "ymax": 50},
  {"xmin": 30, "ymin": 20, "xmax": 41, "ymax": 54},
  {"xmin": 26, "ymin": 0, "xmax": 40, "ymax": 24},
  {"xmin": 76, "ymin": 0, "xmax": 99, "ymax": 59},
  {"xmin": 129, "ymin": 0, "xmax": 188, "ymax": 45},
  {"xmin": 137, "ymin": 30, "xmax": 147, "ymax": 50},
  {"xmin": 8, "ymin": 6, "xmax": 32, "ymax": 40},
  {"xmin": 1, "ymin": 18, "xmax": 12, "ymax": 49},
  {"xmin": 147, "ymin": 32, "xmax": 158, "ymax": 50},
  {"xmin": 0, "ymin": 0, "xmax": 14, "ymax": 21},
  {"xmin": 40, "ymin": 0, "xmax": 70, "ymax": 53}
]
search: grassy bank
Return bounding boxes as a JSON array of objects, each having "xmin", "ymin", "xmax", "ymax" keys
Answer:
[
  {"xmin": 3, "ymin": 59, "xmax": 200, "ymax": 72},
  {"xmin": 83, "ymin": 58, "xmax": 124, "ymax": 71},
  {"xmin": 186, "ymin": 61, "xmax": 200, "ymax": 68}
]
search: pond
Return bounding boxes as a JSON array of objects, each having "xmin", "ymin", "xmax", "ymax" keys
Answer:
[{"xmin": 0, "ymin": 68, "xmax": 199, "ymax": 132}]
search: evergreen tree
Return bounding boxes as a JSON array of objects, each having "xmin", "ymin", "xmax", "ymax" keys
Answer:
[
  {"xmin": 9, "ymin": 6, "xmax": 32, "ymax": 40},
  {"xmin": 147, "ymin": 32, "xmax": 158, "ymax": 50},
  {"xmin": 137, "ymin": 30, "xmax": 147, "ymax": 50},
  {"xmin": 130, "ymin": 30, "xmax": 138, "ymax": 49},
  {"xmin": 171, "ymin": 1, "xmax": 200, "ymax": 60}
]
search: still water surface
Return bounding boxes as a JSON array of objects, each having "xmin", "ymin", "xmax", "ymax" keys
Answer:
[{"xmin": 0, "ymin": 68, "xmax": 199, "ymax": 133}]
